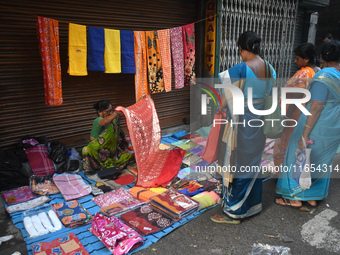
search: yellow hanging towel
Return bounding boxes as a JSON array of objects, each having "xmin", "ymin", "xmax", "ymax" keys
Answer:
[
  {"xmin": 68, "ymin": 23, "xmax": 87, "ymax": 76},
  {"xmin": 104, "ymin": 28, "xmax": 121, "ymax": 73}
]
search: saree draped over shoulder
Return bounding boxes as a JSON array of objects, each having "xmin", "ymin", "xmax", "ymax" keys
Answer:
[
  {"xmin": 273, "ymin": 67, "xmax": 315, "ymax": 166},
  {"xmin": 276, "ymin": 67, "xmax": 340, "ymax": 200},
  {"xmin": 116, "ymin": 95, "xmax": 186, "ymax": 188},
  {"xmin": 218, "ymin": 62, "xmax": 275, "ymax": 219},
  {"xmin": 82, "ymin": 118, "xmax": 133, "ymax": 172}
]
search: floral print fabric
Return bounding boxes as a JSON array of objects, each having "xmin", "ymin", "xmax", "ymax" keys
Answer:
[
  {"xmin": 89, "ymin": 213, "xmax": 144, "ymax": 255},
  {"xmin": 182, "ymin": 23, "xmax": 196, "ymax": 86},
  {"xmin": 145, "ymin": 31, "xmax": 164, "ymax": 93},
  {"xmin": 157, "ymin": 29, "xmax": 172, "ymax": 92},
  {"xmin": 119, "ymin": 204, "xmax": 174, "ymax": 236},
  {"xmin": 170, "ymin": 26, "xmax": 184, "ymax": 89},
  {"xmin": 52, "ymin": 200, "xmax": 92, "ymax": 228},
  {"xmin": 93, "ymin": 187, "xmax": 133, "ymax": 208},
  {"xmin": 2, "ymin": 186, "xmax": 36, "ymax": 205},
  {"xmin": 31, "ymin": 232, "xmax": 89, "ymax": 255},
  {"xmin": 134, "ymin": 31, "xmax": 149, "ymax": 102}
]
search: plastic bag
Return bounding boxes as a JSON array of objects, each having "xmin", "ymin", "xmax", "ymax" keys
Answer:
[
  {"xmin": 251, "ymin": 243, "xmax": 292, "ymax": 255},
  {"xmin": 69, "ymin": 147, "xmax": 80, "ymax": 160},
  {"xmin": 22, "ymin": 204, "xmax": 63, "ymax": 239},
  {"xmin": 293, "ymin": 137, "xmax": 312, "ymax": 190},
  {"xmin": 30, "ymin": 174, "xmax": 59, "ymax": 195}
]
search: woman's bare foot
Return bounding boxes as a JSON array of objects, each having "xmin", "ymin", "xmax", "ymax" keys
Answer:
[
  {"xmin": 275, "ymin": 198, "xmax": 302, "ymax": 207},
  {"xmin": 306, "ymin": 200, "xmax": 317, "ymax": 207}
]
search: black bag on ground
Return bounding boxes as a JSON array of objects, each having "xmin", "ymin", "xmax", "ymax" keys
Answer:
[
  {"xmin": 0, "ymin": 149, "xmax": 28, "ymax": 191},
  {"xmin": 97, "ymin": 167, "xmax": 121, "ymax": 180},
  {"xmin": 49, "ymin": 141, "xmax": 69, "ymax": 174}
]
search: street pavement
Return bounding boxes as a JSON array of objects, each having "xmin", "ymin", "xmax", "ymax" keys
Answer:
[{"xmin": 1, "ymin": 153, "xmax": 340, "ymax": 255}]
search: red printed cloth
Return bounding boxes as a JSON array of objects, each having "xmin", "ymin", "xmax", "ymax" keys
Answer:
[
  {"xmin": 2, "ymin": 186, "xmax": 36, "ymax": 206},
  {"xmin": 119, "ymin": 204, "xmax": 174, "ymax": 236},
  {"xmin": 25, "ymin": 145, "xmax": 55, "ymax": 176},
  {"xmin": 37, "ymin": 16, "xmax": 63, "ymax": 106},
  {"xmin": 53, "ymin": 173, "xmax": 91, "ymax": 201},
  {"xmin": 116, "ymin": 95, "xmax": 186, "ymax": 187},
  {"xmin": 31, "ymin": 232, "xmax": 89, "ymax": 255},
  {"xmin": 170, "ymin": 26, "xmax": 184, "ymax": 89},
  {"xmin": 182, "ymin": 23, "xmax": 196, "ymax": 86},
  {"xmin": 89, "ymin": 213, "xmax": 144, "ymax": 255},
  {"xmin": 93, "ymin": 187, "xmax": 134, "ymax": 208}
]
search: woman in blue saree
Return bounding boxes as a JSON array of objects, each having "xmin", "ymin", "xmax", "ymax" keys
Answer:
[
  {"xmin": 276, "ymin": 40, "xmax": 340, "ymax": 208},
  {"xmin": 211, "ymin": 32, "xmax": 276, "ymax": 224}
]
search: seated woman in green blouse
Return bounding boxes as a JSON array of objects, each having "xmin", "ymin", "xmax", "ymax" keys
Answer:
[{"xmin": 82, "ymin": 100, "xmax": 133, "ymax": 175}]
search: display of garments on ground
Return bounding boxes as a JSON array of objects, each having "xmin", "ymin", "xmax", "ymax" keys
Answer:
[
  {"xmin": 53, "ymin": 200, "xmax": 92, "ymax": 228},
  {"xmin": 150, "ymin": 188, "xmax": 199, "ymax": 218},
  {"xmin": 31, "ymin": 232, "xmax": 89, "ymax": 255},
  {"xmin": 53, "ymin": 173, "xmax": 92, "ymax": 201},
  {"xmin": 273, "ymin": 66, "xmax": 315, "ymax": 166},
  {"xmin": 82, "ymin": 117, "xmax": 134, "ymax": 174},
  {"xmin": 93, "ymin": 187, "xmax": 134, "ymax": 208},
  {"xmin": 2, "ymin": 186, "xmax": 36, "ymax": 206},
  {"xmin": 119, "ymin": 204, "xmax": 174, "ymax": 236},
  {"xmin": 116, "ymin": 95, "xmax": 186, "ymax": 187},
  {"xmin": 89, "ymin": 213, "xmax": 144, "ymax": 255},
  {"xmin": 192, "ymin": 191, "xmax": 217, "ymax": 210}
]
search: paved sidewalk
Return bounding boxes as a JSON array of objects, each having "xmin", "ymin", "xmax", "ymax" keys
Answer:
[{"xmin": 1, "ymin": 154, "xmax": 340, "ymax": 255}]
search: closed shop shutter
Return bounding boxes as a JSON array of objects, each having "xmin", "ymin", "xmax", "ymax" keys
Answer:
[{"xmin": 0, "ymin": 0, "xmax": 201, "ymax": 150}]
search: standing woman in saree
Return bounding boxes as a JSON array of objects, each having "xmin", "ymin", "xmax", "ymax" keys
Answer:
[
  {"xmin": 82, "ymin": 100, "xmax": 134, "ymax": 175},
  {"xmin": 276, "ymin": 40, "xmax": 340, "ymax": 208},
  {"xmin": 273, "ymin": 43, "xmax": 320, "ymax": 167},
  {"xmin": 211, "ymin": 31, "xmax": 276, "ymax": 224}
]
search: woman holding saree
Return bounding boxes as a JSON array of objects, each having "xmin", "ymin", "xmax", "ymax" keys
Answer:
[
  {"xmin": 82, "ymin": 100, "xmax": 134, "ymax": 175},
  {"xmin": 276, "ymin": 40, "xmax": 340, "ymax": 208},
  {"xmin": 211, "ymin": 31, "xmax": 276, "ymax": 224},
  {"xmin": 273, "ymin": 43, "xmax": 320, "ymax": 167}
]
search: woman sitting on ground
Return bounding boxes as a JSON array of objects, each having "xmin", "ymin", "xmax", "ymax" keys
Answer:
[{"xmin": 82, "ymin": 100, "xmax": 134, "ymax": 175}]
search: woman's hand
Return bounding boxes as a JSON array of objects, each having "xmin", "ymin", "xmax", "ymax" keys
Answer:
[{"xmin": 298, "ymin": 135, "xmax": 308, "ymax": 151}]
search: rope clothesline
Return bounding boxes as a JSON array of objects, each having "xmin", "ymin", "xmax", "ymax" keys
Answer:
[{"xmin": 1, "ymin": 5, "xmax": 218, "ymax": 30}]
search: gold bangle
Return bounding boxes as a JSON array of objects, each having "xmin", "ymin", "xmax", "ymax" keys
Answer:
[{"xmin": 305, "ymin": 124, "xmax": 312, "ymax": 129}]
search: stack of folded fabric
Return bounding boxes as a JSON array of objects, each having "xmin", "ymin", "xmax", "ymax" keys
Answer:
[
  {"xmin": 119, "ymin": 204, "xmax": 174, "ymax": 236},
  {"xmin": 150, "ymin": 188, "xmax": 199, "ymax": 218},
  {"xmin": 129, "ymin": 187, "xmax": 158, "ymax": 202},
  {"xmin": 89, "ymin": 213, "xmax": 144, "ymax": 254},
  {"xmin": 2, "ymin": 186, "xmax": 36, "ymax": 206},
  {"xmin": 192, "ymin": 191, "xmax": 219, "ymax": 210},
  {"xmin": 94, "ymin": 188, "xmax": 145, "ymax": 216},
  {"xmin": 53, "ymin": 173, "xmax": 92, "ymax": 201},
  {"xmin": 52, "ymin": 200, "xmax": 92, "ymax": 228},
  {"xmin": 31, "ymin": 232, "xmax": 89, "ymax": 255}
]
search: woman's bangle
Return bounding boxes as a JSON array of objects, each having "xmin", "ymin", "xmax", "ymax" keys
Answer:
[{"xmin": 305, "ymin": 124, "xmax": 312, "ymax": 129}]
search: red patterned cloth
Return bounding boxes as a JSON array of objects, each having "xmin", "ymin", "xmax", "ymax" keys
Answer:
[
  {"xmin": 37, "ymin": 16, "xmax": 63, "ymax": 106},
  {"xmin": 182, "ymin": 23, "xmax": 196, "ymax": 86},
  {"xmin": 25, "ymin": 145, "xmax": 55, "ymax": 176},
  {"xmin": 116, "ymin": 95, "xmax": 186, "ymax": 187}
]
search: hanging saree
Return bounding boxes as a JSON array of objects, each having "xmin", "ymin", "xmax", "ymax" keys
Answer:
[
  {"xmin": 182, "ymin": 23, "xmax": 196, "ymax": 86},
  {"xmin": 82, "ymin": 117, "xmax": 133, "ymax": 174},
  {"xmin": 170, "ymin": 26, "xmax": 184, "ymax": 89},
  {"xmin": 146, "ymin": 31, "xmax": 164, "ymax": 93},
  {"xmin": 273, "ymin": 66, "xmax": 315, "ymax": 166},
  {"xmin": 37, "ymin": 16, "xmax": 62, "ymax": 106},
  {"xmin": 157, "ymin": 29, "xmax": 172, "ymax": 92},
  {"xmin": 116, "ymin": 95, "xmax": 186, "ymax": 187},
  {"xmin": 134, "ymin": 31, "xmax": 149, "ymax": 102},
  {"xmin": 218, "ymin": 62, "xmax": 275, "ymax": 219},
  {"xmin": 276, "ymin": 67, "xmax": 340, "ymax": 201}
]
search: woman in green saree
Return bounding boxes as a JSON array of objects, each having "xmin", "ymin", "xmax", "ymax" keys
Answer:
[{"xmin": 82, "ymin": 100, "xmax": 134, "ymax": 175}]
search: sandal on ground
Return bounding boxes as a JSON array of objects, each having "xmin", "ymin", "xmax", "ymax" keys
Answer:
[
  {"xmin": 275, "ymin": 198, "xmax": 301, "ymax": 208},
  {"xmin": 210, "ymin": 214, "xmax": 241, "ymax": 224}
]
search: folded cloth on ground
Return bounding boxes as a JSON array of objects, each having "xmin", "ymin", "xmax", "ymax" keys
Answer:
[
  {"xmin": 150, "ymin": 188, "xmax": 199, "ymax": 218},
  {"xmin": 52, "ymin": 200, "xmax": 92, "ymax": 228},
  {"xmin": 2, "ymin": 186, "xmax": 36, "ymax": 205},
  {"xmin": 192, "ymin": 192, "xmax": 217, "ymax": 210},
  {"xmin": 199, "ymin": 178, "xmax": 220, "ymax": 192},
  {"xmin": 25, "ymin": 145, "xmax": 55, "ymax": 176},
  {"xmin": 148, "ymin": 187, "xmax": 168, "ymax": 194},
  {"xmin": 53, "ymin": 173, "xmax": 92, "ymax": 201},
  {"xmin": 129, "ymin": 187, "xmax": 158, "ymax": 202},
  {"xmin": 100, "ymin": 196, "xmax": 146, "ymax": 216},
  {"xmin": 119, "ymin": 204, "xmax": 174, "ymax": 236},
  {"xmin": 186, "ymin": 172, "xmax": 213, "ymax": 182},
  {"xmin": 89, "ymin": 213, "xmax": 144, "ymax": 255},
  {"xmin": 30, "ymin": 175, "xmax": 59, "ymax": 195},
  {"xmin": 93, "ymin": 187, "xmax": 133, "ymax": 208},
  {"xmin": 31, "ymin": 232, "xmax": 90, "ymax": 255},
  {"xmin": 6, "ymin": 196, "xmax": 50, "ymax": 214}
]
